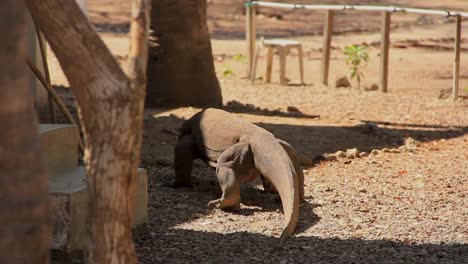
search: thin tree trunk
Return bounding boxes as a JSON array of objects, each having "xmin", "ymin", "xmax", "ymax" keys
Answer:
[
  {"xmin": 128, "ymin": 0, "xmax": 151, "ymax": 88},
  {"xmin": 26, "ymin": 0, "xmax": 148, "ymax": 263},
  {"xmin": 125, "ymin": 0, "xmax": 151, "ymax": 246},
  {"xmin": 146, "ymin": 0, "xmax": 222, "ymax": 107},
  {"xmin": 0, "ymin": 1, "xmax": 50, "ymax": 263}
]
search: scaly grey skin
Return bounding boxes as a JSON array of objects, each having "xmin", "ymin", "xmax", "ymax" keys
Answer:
[
  {"xmin": 173, "ymin": 108, "xmax": 305, "ymax": 245},
  {"xmin": 261, "ymin": 139, "xmax": 305, "ymax": 201}
]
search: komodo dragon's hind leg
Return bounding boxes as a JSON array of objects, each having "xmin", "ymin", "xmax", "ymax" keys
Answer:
[
  {"xmin": 261, "ymin": 174, "xmax": 276, "ymax": 194},
  {"xmin": 173, "ymin": 135, "xmax": 196, "ymax": 187},
  {"xmin": 208, "ymin": 166, "xmax": 241, "ymax": 211},
  {"xmin": 261, "ymin": 139, "xmax": 305, "ymax": 201},
  {"xmin": 208, "ymin": 141, "xmax": 254, "ymax": 211}
]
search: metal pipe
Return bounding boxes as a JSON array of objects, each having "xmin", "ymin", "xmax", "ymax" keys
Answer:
[{"xmin": 250, "ymin": 1, "xmax": 468, "ymax": 17}]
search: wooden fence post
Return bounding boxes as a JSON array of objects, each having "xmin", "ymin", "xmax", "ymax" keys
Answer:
[
  {"xmin": 246, "ymin": 2, "xmax": 256, "ymax": 77},
  {"xmin": 321, "ymin": 10, "xmax": 334, "ymax": 86},
  {"xmin": 453, "ymin": 15, "xmax": 462, "ymax": 101},
  {"xmin": 380, "ymin": 11, "xmax": 391, "ymax": 93}
]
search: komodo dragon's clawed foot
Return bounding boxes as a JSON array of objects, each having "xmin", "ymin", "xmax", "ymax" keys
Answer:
[
  {"xmin": 214, "ymin": 156, "xmax": 243, "ymax": 212},
  {"xmin": 207, "ymin": 199, "xmax": 221, "ymax": 208},
  {"xmin": 208, "ymin": 198, "xmax": 241, "ymax": 211},
  {"xmin": 261, "ymin": 175, "xmax": 278, "ymax": 194}
]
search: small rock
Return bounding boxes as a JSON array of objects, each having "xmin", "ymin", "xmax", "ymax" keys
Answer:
[
  {"xmin": 405, "ymin": 137, "xmax": 421, "ymax": 149},
  {"xmin": 371, "ymin": 149, "xmax": 381, "ymax": 155},
  {"xmin": 446, "ymin": 241, "xmax": 463, "ymax": 247},
  {"xmin": 271, "ymin": 109, "xmax": 282, "ymax": 115},
  {"xmin": 364, "ymin": 83, "xmax": 379, "ymax": 91},
  {"xmin": 346, "ymin": 148, "xmax": 360, "ymax": 158},
  {"xmin": 359, "ymin": 152, "xmax": 368, "ymax": 157},
  {"xmin": 438, "ymin": 88, "xmax": 452, "ymax": 99},
  {"xmin": 336, "ymin": 76, "xmax": 351, "ymax": 88},
  {"xmin": 344, "ymin": 160, "xmax": 352, "ymax": 164},
  {"xmin": 245, "ymin": 103, "xmax": 257, "ymax": 111},
  {"xmin": 417, "ymin": 249, "xmax": 430, "ymax": 256},
  {"xmin": 390, "ymin": 148, "xmax": 401, "ymax": 153},
  {"xmin": 335, "ymin": 150, "xmax": 347, "ymax": 158},
  {"xmin": 382, "ymin": 148, "xmax": 391, "ymax": 153},
  {"xmin": 287, "ymin": 106, "xmax": 301, "ymax": 113},
  {"xmin": 323, "ymin": 153, "xmax": 338, "ymax": 161}
]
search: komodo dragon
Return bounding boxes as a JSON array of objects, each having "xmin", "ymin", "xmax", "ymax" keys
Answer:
[{"xmin": 173, "ymin": 108, "xmax": 305, "ymax": 245}]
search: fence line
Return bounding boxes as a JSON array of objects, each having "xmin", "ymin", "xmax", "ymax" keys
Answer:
[
  {"xmin": 245, "ymin": 1, "xmax": 465, "ymax": 100},
  {"xmin": 247, "ymin": 1, "xmax": 468, "ymax": 18}
]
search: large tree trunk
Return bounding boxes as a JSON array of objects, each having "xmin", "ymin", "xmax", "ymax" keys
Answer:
[
  {"xmin": 0, "ymin": 1, "xmax": 50, "ymax": 263},
  {"xmin": 147, "ymin": 0, "xmax": 222, "ymax": 107},
  {"xmin": 26, "ymin": 0, "xmax": 149, "ymax": 263}
]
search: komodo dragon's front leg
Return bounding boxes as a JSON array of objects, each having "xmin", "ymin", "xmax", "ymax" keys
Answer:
[
  {"xmin": 173, "ymin": 134, "xmax": 197, "ymax": 187},
  {"xmin": 261, "ymin": 139, "xmax": 305, "ymax": 201}
]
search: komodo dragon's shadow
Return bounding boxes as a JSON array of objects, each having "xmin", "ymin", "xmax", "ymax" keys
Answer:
[
  {"xmin": 239, "ymin": 185, "xmax": 320, "ymax": 233},
  {"xmin": 194, "ymin": 169, "xmax": 320, "ymax": 233},
  {"xmin": 223, "ymin": 100, "xmax": 320, "ymax": 119}
]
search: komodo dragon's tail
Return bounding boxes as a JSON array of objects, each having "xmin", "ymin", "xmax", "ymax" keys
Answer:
[{"xmin": 249, "ymin": 135, "xmax": 300, "ymax": 246}]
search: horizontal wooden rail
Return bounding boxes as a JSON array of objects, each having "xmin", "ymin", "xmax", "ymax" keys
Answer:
[{"xmin": 247, "ymin": 1, "xmax": 468, "ymax": 18}]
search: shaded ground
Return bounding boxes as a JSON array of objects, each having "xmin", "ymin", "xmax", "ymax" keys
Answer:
[
  {"xmin": 135, "ymin": 106, "xmax": 467, "ymax": 263},
  {"xmin": 45, "ymin": 0, "xmax": 468, "ymax": 263}
]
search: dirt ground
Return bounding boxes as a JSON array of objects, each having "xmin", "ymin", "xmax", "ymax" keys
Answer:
[{"xmin": 47, "ymin": 0, "xmax": 468, "ymax": 263}]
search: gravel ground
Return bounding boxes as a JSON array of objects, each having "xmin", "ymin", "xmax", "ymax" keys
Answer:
[
  {"xmin": 134, "ymin": 80, "xmax": 467, "ymax": 263},
  {"xmin": 48, "ymin": 69, "xmax": 467, "ymax": 264}
]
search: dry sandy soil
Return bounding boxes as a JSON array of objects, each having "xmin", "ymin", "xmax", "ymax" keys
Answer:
[{"xmin": 47, "ymin": 0, "xmax": 468, "ymax": 263}]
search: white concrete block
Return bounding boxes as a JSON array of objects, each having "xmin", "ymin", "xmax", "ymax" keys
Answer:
[
  {"xmin": 50, "ymin": 167, "xmax": 148, "ymax": 252},
  {"xmin": 39, "ymin": 124, "xmax": 78, "ymax": 178}
]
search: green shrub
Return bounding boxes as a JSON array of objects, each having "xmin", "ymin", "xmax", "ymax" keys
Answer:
[{"xmin": 344, "ymin": 44, "xmax": 369, "ymax": 89}]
